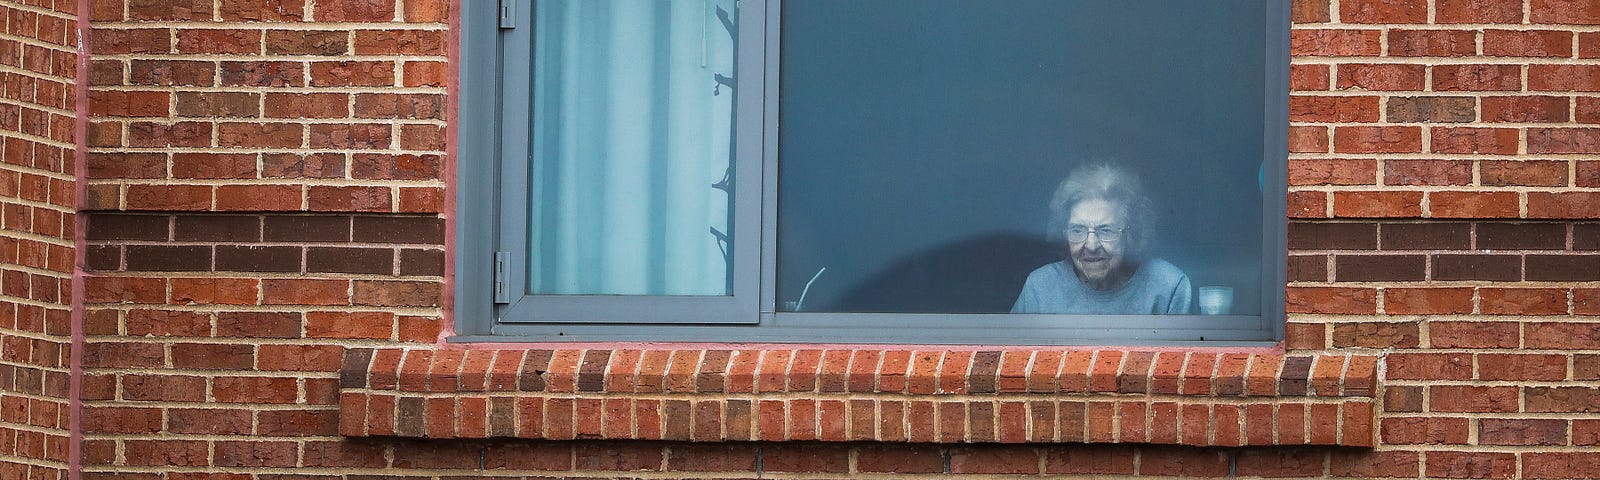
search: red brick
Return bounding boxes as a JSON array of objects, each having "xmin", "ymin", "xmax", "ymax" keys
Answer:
[
  {"xmin": 1431, "ymin": 127, "xmax": 1520, "ymax": 155},
  {"xmin": 121, "ymin": 372, "xmax": 206, "ymax": 403},
  {"xmin": 124, "ymin": 440, "xmax": 208, "ymax": 467},
  {"xmin": 170, "ymin": 343, "xmax": 253, "ymax": 370},
  {"xmin": 217, "ymin": 122, "xmax": 303, "ymax": 149},
  {"xmin": 1290, "ymin": 29, "xmax": 1382, "ymax": 56},
  {"xmin": 1481, "ymin": 353, "xmax": 1567, "ymax": 383},
  {"xmin": 1533, "ymin": 65, "xmax": 1600, "ymax": 91},
  {"xmin": 308, "ymin": 186, "xmax": 392, "ymax": 212},
  {"xmin": 1528, "ymin": 191, "xmax": 1600, "ymax": 218},
  {"xmin": 1483, "ymin": 160, "xmax": 1570, "ymax": 187},
  {"xmin": 314, "ymin": 0, "xmax": 398, "ymax": 22},
  {"xmin": 222, "ymin": 61, "xmax": 306, "ymax": 87},
  {"xmin": 1481, "ymin": 288, "xmax": 1568, "ymax": 315},
  {"xmin": 1428, "ymin": 451, "xmax": 1519, "ymax": 479},
  {"xmin": 1438, "ymin": 0, "xmax": 1526, "ymax": 23},
  {"xmin": 168, "ymin": 408, "xmax": 251, "ymax": 435},
  {"xmin": 1433, "ymin": 64, "xmax": 1523, "ymax": 91},
  {"xmin": 1288, "ymin": 126, "xmax": 1330, "ymax": 153},
  {"xmin": 310, "ymin": 61, "xmax": 396, "ymax": 87},
  {"xmin": 1527, "ymin": 386, "xmax": 1600, "ymax": 413},
  {"xmin": 1381, "ymin": 416, "xmax": 1470, "ymax": 444},
  {"xmin": 1431, "ymin": 385, "xmax": 1520, "ymax": 412},
  {"xmin": 213, "ymin": 376, "xmax": 298, "ymax": 403},
  {"xmin": 1430, "ymin": 321, "xmax": 1519, "ymax": 348},
  {"xmin": 217, "ymin": 311, "xmax": 301, "ymax": 338},
  {"xmin": 398, "ymin": 186, "xmax": 445, "ymax": 213},
  {"xmin": 170, "ymin": 153, "xmax": 255, "ymax": 180},
  {"xmin": 1527, "ymin": 322, "xmax": 1600, "ymax": 349},
  {"xmin": 1334, "ymin": 126, "xmax": 1421, "ymax": 153},
  {"xmin": 258, "ymin": 344, "xmax": 343, "ymax": 371},
  {"xmin": 216, "ymin": 185, "xmax": 302, "ymax": 211},
  {"xmin": 949, "ymin": 445, "xmax": 1040, "ymax": 475},
  {"xmin": 1290, "ymin": 95, "xmax": 1380, "ymax": 123},
  {"xmin": 1291, "ymin": 64, "xmax": 1330, "ymax": 91},
  {"xmin": 1340, "ymin": 0, "xmax": 1427, "ymax": 23},
  {"xmin": 89, "ymin": 91, "xmax": 170, "ymax": 117},
  {"xmin": 262, "ymin": 279, "xmax": 349, "ymax": 305},
  {"xmin": 1531, "ymin": 0, "xmax": 1600, "ymax": 24},
  {"xmin": 1579, "ymin": 288, "xmax": 1600, "ymax": 315},
  {"xmin": 1484, "ymin": 96, "xmax": 1569, "ymax": 123},
  {"xmin": 857, "ymin": 445, "xmax": 944, "ymax": 474},
  {"xmin": 176, "ymin": 28, "xmax": 262, "ymax": 55},
  {"xmin": 1577, "ymin": 419, "xmax": 1600, "ymax": 445},
  {"xmin": 128, "ymin": 0, "xmax": 213, "ymax": 21},
  {"xmin": 1332, "ymin": 321, "xmax": 1419, "ymax": 348},
  {"xmin": 125, "ymin": 309, "xmax": 210, "ymax": 337},
  {"xmin": 1330, "ymin": 450, "xmax": 1420, "ymax": 478},
  {"xmin": 353, "ymin": 30, "xmax": 447, "ymax": 55},
  {"xmin": 1284, "ymin": 322, "xmax": 1325, "ymax": 350},
  {"xmin": 1337, "ymin": 64, "xmax": 1425, "ymax": 91},
  {"xmin": 403, "ymin": 61, "xmax": 445, "ymax": 87},
  {"xmin": 265, "ymin": 93, "xmax": 349, "ymax": 119},
  {"xmin": 1331, "ymin": 191, "xmax": 1422, "ymax": 217},
  {"xmin": 1287, "ymin": 190, "xmax": 1329, "ymax": 218},
  {"xmin": 1485, "ymin": 29, "xmax": 1573, "ymax": 57},
  {"xmin": 1236, "ymin": 449, "xmax": 1325, "ymax": 477},
  {"xmin": 405, "ymin": 0, "xmax": 447, "ymax": 21},
  {"xmin": 1383, "ymin": 159, "xmax": 1470, "ymax": 186},
  {"xmin": 1429, "ymin": 191, "xmax": 1520, "ymax": 218},
  {"xmin": 1385, "ymin": 288, "xmax": 1473, "ymax": 315},
  {"xmin": 1525, "ymin": 452, "xmax": 1600, "ymax": 479},
  {"xmin": 1388, "ymin": 29, "xmax": 1478, "ymax": 57},
  {"xmin": 220, "ymin": 0, "xmax": 309, "ymax": 21},
  {"xmin": 1387, "ymin": 352, "xmax": 1473, "ymax": 380}
]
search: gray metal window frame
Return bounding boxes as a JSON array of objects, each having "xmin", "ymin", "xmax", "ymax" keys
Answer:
[{"xmin": 455, "ymin": 0, "xmax": 1290, "ymax": 345}]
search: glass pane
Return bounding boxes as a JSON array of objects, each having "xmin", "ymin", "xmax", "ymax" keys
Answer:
[
  {"xmin": 529, "ymin": 0, "xmax": 738, "ymax": 296},
  {"xmin": 778, "ymin": 0, "xmax": 1268, "ymax": 315}
]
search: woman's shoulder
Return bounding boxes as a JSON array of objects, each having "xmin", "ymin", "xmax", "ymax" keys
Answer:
[
  {"xmin": 1024, "ymin": 261, "xmax": 1072, "ymax": 284},
  {"xmin": 1137, "ymin": 258, "xmax": 1189, "ymax": 284}
]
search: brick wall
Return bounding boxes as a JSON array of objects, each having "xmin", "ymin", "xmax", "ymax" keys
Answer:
[
  {"xmin": 0, "ymin": 0, "xmax": 77, "ymax": 479},
  {"xmin": 58, "ymin": 0, "xmax": 1600, "ymax": 479}
]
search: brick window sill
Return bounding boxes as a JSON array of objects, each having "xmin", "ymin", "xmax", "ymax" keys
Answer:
[{"xmin": 338, "ymin": 348, "xmax": 1377, "ymax": 447}]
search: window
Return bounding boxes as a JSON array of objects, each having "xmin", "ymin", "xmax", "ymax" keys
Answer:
[{"xmin": 457, "ymin": 0, "xmax": 1289, "ymax": 344}]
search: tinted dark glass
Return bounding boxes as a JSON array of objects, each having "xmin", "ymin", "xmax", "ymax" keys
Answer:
[{"xmin": 777, "ymin": 0, "xmax": 1269, "ymax": 315}]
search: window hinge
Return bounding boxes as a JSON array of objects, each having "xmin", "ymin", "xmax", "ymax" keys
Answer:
[
  {"xmin": 498, "ymin": 0, "xmax": 516, "ymax": 29},
  {"xmin": 493, "ymin": 252, "xmax": 510, "ymax": 304}
]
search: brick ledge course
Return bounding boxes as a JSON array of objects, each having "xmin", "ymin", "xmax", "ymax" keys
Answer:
[{"xmin": 339, "ymin": 348, "xmax": 1379, "ymax": 447}]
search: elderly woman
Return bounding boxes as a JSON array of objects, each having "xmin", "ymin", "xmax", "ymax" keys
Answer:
[{"xmin": 1012, "ymin": 164, "xmax": 1193, "ymax": 314}]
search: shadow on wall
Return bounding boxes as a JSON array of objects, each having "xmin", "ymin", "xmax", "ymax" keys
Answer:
[{"xmin": 818, "ymin": 234, "xmax": 1058, "ymax": 313}]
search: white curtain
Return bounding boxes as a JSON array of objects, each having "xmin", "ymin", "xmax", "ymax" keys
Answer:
[{"xmin": 530, "ymin": 0, "xmax": 736, "ymax": 296}]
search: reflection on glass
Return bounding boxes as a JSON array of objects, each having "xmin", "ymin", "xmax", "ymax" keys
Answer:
[
  {"xmin": 1012, "ymin": 165, "xmax": 1192, "ymax": 314},
  {"xmin": 776, "ymin": 0, "xmax": 1267, "ymax": 315},
  {"xmin": 529, "ymin": 0, "xmax": 737, "ymax": 296}
]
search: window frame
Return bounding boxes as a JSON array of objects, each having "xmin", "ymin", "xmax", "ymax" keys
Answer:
[{"xmin": 455, "ymin": 0, "xmax": 1291, "ymax": 345}]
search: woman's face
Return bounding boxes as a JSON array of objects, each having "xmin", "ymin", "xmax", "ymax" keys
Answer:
[{"xmin": 1066, "ymin": 198, "xmax": 1126, "ymax": 285}]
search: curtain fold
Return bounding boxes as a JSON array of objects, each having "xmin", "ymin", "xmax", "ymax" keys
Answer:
[{"xmin": 531, "ymin": 0, "xmax": 736, "ymax": 296}]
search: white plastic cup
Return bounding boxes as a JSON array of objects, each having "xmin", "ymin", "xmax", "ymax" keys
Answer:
[{"xmin": 1198, "ymin": 286, "xmax": 1234, "ymax": 315}]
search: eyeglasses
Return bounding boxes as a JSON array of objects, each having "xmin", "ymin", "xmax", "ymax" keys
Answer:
[{"xmin": 1066, "ymin": 225, "xmax": 1125, "ymax": 243}]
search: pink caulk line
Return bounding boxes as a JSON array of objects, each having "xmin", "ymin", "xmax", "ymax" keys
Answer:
[
  {"xmin": 438, "ymin": 0, "xmax": 462, "ymax": 346},
  {"xmin": 445, "ymin": 341, "xmax": 1286, "ymax": 354},
  {"xmin": 69, "ymin": 0, "xmax": 92, "ymax": 478}
]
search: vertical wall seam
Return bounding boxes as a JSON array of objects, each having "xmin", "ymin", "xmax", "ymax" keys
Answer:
[
  {"xmin": 438, "ymin": 0, "xmax": 462, "ymax": 345},
  {"xmin": 68, "ymin": 0, "xmax": 92, "ymax": 478}
]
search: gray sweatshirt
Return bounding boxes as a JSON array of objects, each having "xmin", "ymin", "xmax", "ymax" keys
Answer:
[{"xmin": 1010, "ymin": 259, "xmax": 1193, "ymax": 314}]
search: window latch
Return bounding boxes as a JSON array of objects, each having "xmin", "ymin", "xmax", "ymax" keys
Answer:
[
  {"xmin": 493, "ymin": 252, "xmax": 510, "ymax": 304},
  {"xmin": 498, "ymin": 0, "xmax": 516, "ymax": 29}
]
